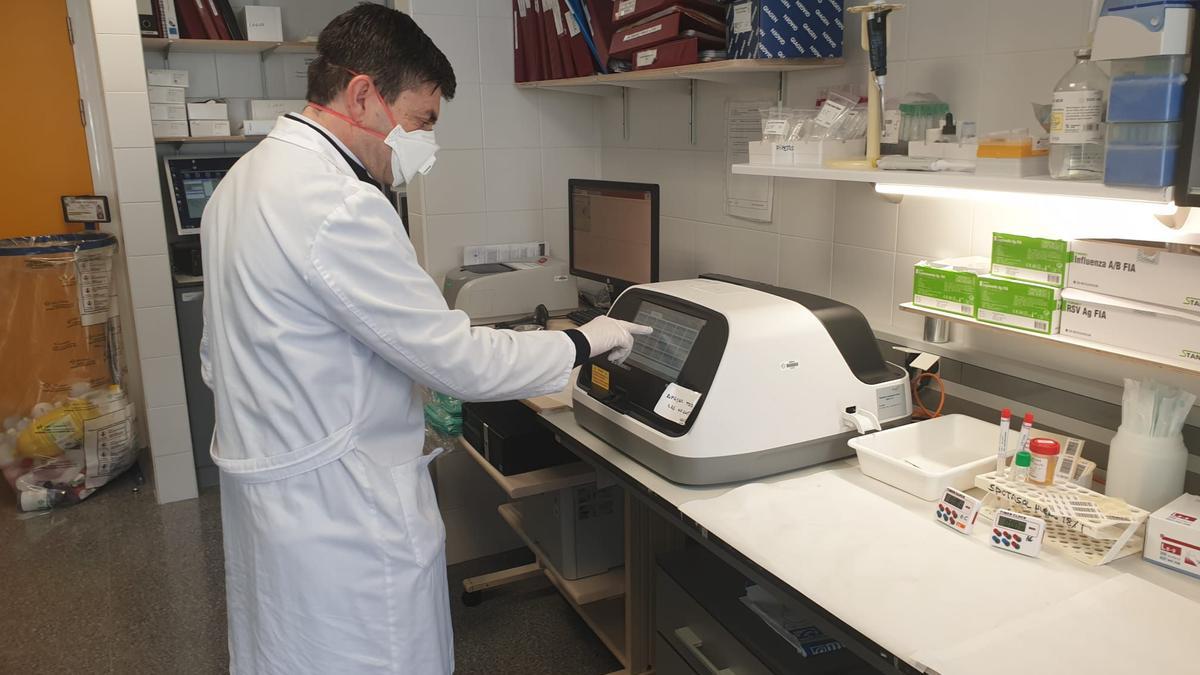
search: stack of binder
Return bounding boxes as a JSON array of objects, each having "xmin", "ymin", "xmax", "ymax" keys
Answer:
[
  {"xmin": 515, "ymin": 0, "xmax": 615, "ymax": 82},
  {"xmin": 609, "ymin": 1, "xmax": 726, "ymax": 71},
  {"xmin": 139, "ymin": 0, "xmax": 246, "ymax": 41}
]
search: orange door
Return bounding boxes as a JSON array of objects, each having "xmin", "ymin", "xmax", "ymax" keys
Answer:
[{"xmin": 0, "ymin": 1, "xmax": 94, "ymax": 238}]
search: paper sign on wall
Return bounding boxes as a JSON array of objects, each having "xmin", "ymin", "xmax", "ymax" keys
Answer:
[{"xmin": 654, "ymin": 383, "xmax": 702, "ymax": 425}]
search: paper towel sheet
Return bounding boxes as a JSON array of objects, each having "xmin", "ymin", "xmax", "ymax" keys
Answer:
[
  {"xmin": 914, "ymin": 574, "xmax": 1200, "ymax": 674},
  {"xmin": 680, "ymin": 469, "xmax": 1112, "ymax": 668}
]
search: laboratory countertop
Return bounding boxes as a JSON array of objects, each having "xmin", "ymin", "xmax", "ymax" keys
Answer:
[{"xmin": 538, "ymin": 406, "xmax": 1200, "ymax": 675}]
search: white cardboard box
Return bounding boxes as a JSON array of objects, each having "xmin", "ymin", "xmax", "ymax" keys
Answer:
[
  {"xmin": 147, "ymin": 68, "xmax": 189, "ymax": 87},
  {"xmin": 239, "ymin": 119, "xmax": 276, "ymax": 136},
  {"xmin": 240, "ymin": 5, "xmax": 283, "ymax": 42},
  {"xmin": 190, "ymin": 119, "xmax": 232, "ymax": 137},
  {"xmin": 1061, "ymin": 289, "xmax": 1200, "ymax": 366},
  {"xmin": 152, "ymin": 120, "xmax": 189, "ymax": 138},
  {"xmin": 1069, "ymin": 238, "xmax": 1200, "ymax": 313},
  {"xmin": 149, "ymin": 103, "xmax": 187, "ymax": 121},
  {"xmin": 249, "ymin": 99, "xmax": 305, "ymax": 119},
  {"xmin": 1144, "ymin": 493, "xmax": 1200, "ymax": 580},
  {"xmin": 148, "ymin": 86, "xmax": 186, "ymax": 104},
  {"xmin": 186, "ymin": 101, "xmax": 229, "ymax": 120}
]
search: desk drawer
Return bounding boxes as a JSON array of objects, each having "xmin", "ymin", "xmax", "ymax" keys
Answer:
[
  {"xmin": 656, "ymin": 633, "xmax": 702, "ymax": 675},
  {"xmin": 657, "ymin": 568, "xmax": 773, "ymax": 675}
]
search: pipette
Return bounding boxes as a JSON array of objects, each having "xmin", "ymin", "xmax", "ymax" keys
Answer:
[{"xmin": 866, "ymin": 2, "xmax": 892, "ymax": 111}]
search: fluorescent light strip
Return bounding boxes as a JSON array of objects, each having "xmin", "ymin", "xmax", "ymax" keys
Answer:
[{"xmin": 874, "ymin": 183, "xmax": 1179, "ymax": 217}]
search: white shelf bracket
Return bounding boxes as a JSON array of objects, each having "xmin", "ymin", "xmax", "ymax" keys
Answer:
[
  {"xmin": 689, "ymin": 80, "xmax": 698, "ymax": 146},
  {"xmin": 1156, "ymin": 205, "xmax": 1191, "ymax": 229},
  {"xmin": 622, "ymin": 86, "xmax": 630, "ymax": 142}
]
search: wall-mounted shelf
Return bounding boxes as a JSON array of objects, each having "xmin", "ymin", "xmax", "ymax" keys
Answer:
[
  {"xmin": 141, "ymin": 37, "xmax": 316, "ymax": 55},
  {"xmin": 517, "ymin": 57, "xmax": 842, "ymax": 94},
  {"xmin": 731, "ymin": 164, "xmax": 1175, "ymax": 204},
  {"xmin": 899, "ymin": 303, "xmax": 1200, "ymax": 376},
  {"xmin": 154, "ymin": 135, "xmax": 263, "ymax": 144}
]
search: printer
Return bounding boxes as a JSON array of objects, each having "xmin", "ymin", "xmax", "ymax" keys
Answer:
[
  {"xmin": 442, "ymin": 258, "xmax": 578, "ymax": 324},
  {"xmin": 573, "ymin": 275, "xmax": 912, "ymax": 485}
]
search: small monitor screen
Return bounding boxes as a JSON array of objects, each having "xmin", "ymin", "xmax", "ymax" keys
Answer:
[
  {"xmin": 943, "ymin": 493, "xmax": 965, "ymax": 509},
  {"xmin": 570, "ymin": 182, "xmax": 656, "ymax": 286},
  {"xmin": 624, "ymin": 302, "xmax": 706, "ymax": 382},
  {"xmin": 997, "ymin": 514, "xmax": 1027, "ymax": 532},
  {"xmin": 181, "ymin": 173, "xmax": 222, "ymax": 219}
]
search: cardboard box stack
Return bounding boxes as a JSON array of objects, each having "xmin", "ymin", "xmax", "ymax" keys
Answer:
[
  {"xmin": 977, "ymin": 233, "xmax": 1069, "ymax": 335},
  {"xmin": 611, "ymin": 0, "xmax": 727, "ymax": 71},
  {"xmin": 187, "ymin": 100, "xmax": 231, "ymax": 138},
  {"xmin": 909, "ymin": 234, "xmax": 1200, "ymax": 364},
  {"xmin": 148, "ymin": 69, "xmax": 189, "ymax": 138},
  {"xmin": 239, "ymin": 100, "xmax": 306, "ymax": 137},
  {"xmin": 1062, "ymin": 238, "xmax": 1200, "ymax": 367}
]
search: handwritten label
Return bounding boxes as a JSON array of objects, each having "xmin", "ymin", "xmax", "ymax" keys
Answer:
[
  {"xmin": 616, "ymin": 0, "xmax": 636, "ymax": 18},
  {"xmin": 654, "ymin": 383, "xmax": 702, "ymax": 425},
  {"xmin": 636, "ymin": 49, "xmax": 657, "ymax": 67}
]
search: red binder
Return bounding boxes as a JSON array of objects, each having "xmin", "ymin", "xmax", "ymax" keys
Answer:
[
  {"xmin": 517, "ymin": 0, "xmax": 544, "ymax": 81},
  {"xmin": 551, "ymin": 1, "xmax": 577, "ymax": 78},
  {"xmin": 633, "ymin": 36, "xmax": 700, "ymax": 70},
  {"xmin": 612, "ymin": 0, "xmax": 723, "ymax": 26},
  {"xmin": 175, "ymin": 0, "xmax": 211, "ymax": 38},
  {"xmin": 513, "ymin": 0, "xmax": 527, "ymax": 82},
  {"xmin": 561, "ymin": 1, "xmax": 596, "ymax": 77},
  {"xmin": 538, "ymin": 0, "xmax": 565, "ymax": 79},
  {"xmin": 609, "ymin": 7, "xmax": 724, "ymax": 59},
  {"xmin": 583, "ymin": 0, "xmax": 616, "ymax": 70},
  {"xmin": 204, "ymin": 0, "xmax": 232, "ymax": 40}
]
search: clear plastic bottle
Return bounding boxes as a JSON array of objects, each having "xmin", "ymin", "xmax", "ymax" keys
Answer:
[{"xmin": 1050, "ymin": 48, "xmax": 1109, "ymax": 180}]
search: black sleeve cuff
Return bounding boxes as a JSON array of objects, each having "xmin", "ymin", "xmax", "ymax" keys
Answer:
[{"xmin": 564, "ymin": 329, "xmax": 591, "ymax": 368}]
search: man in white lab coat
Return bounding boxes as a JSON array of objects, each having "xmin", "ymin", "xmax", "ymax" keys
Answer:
[{"xmin": 199, "ymin": 6, "xmax": 647, "ymax": 673}]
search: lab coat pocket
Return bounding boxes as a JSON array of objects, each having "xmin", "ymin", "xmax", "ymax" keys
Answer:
[{"xmin": 391, "ymin": 450, "xmax": 446, "ymax": 569}]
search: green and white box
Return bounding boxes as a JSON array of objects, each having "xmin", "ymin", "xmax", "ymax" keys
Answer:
[
  {"xmin": 912, "ymin": 257, "xmax": 989, "ymax": 318},
  {"xmin": 1061, "ymin": 290, "xmax": 1200, "ymax": 366},
  {"xmin": 1068, "ymin": 238, "xmax": 1200, "ymax": 313},
  {"xmin": 990, "ymin": 233, "xmax": 1071, "ymax": 287},
  {"xmin": 976, "ymin": 275, "xmax": 1061, "ymax": 335}
]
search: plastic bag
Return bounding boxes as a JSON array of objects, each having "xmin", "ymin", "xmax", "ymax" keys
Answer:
[
  {"xmin": 0, "ymin": 234, "xmax": 137, "ymax": 512},
  {"xmin": 423, "ymin": 388, "xmax": 463, "ymax": 453}
]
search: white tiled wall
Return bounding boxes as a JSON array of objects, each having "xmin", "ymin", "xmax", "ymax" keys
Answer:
[
  {"xmin": 89, "ymin": 0, "xmax": 197, "ymax": 503},
  {"xmin": 407, "ymin": 2, "xmax": 601, "ymax": 285},
  {"xmin": 597, "ymin": 0, "xmax": 1193, "ymax": 396}
]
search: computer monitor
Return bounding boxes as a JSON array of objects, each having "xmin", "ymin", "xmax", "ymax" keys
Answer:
[
  {"xmin": 163, "ymin": 155, "xmax": 239, "ymax": 236},
  {"xmin": 568, "ymin": 179, "xmax": 659, "ymax": 293}
]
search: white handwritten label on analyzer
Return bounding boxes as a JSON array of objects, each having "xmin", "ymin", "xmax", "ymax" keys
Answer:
[{"xmin": 654, "ymin": 383, "xmax": 702, "ymax": 425}]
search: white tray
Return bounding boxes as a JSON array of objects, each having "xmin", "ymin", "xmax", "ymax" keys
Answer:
[{"xmin": 849, "ymin": 415, "xmax": 1017, "ymax": 501}]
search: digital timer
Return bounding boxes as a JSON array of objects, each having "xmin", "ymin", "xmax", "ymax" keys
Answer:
[
  {"xmin": 935, "ymin": 487, "xmax": 982, "ymax": 535},
  {"xmin": 989, "ymin": 509, "xmax": 1045, "ymax": 558}
]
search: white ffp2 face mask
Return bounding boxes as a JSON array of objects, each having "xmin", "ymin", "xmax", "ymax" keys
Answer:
[{"xmin": 384, "ymin": 125, "xmax": 438, "ymax": 188}]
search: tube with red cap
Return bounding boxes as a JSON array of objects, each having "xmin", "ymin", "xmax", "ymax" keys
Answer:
[{"xmin": 996, "ymin": 408, "xmax": 1012, "ymax": 474}]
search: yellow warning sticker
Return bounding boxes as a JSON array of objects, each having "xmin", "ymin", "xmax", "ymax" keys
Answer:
[{"xmin": 591, "ymin": 365, "xmax": 610, "ymax": 391}]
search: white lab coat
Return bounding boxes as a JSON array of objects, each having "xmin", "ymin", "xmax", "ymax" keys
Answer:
[{"xmin": 199, "ymin": 115, "xmax": 577, "ymax": 674}]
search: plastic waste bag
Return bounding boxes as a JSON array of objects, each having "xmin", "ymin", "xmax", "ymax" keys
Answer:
[{"xmin": 0, "ymin": 234, "xmax": 138, "ymax": 512}]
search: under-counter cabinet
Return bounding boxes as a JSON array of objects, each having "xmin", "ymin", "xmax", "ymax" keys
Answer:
[{"xmin": 656, "ymin": 547, "xmax": 875, "ymax": 675}]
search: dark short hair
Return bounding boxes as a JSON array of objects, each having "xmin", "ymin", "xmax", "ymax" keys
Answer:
[{"xmin": 307, "ymin": 4, "xmax": 456, "ymax": 105}]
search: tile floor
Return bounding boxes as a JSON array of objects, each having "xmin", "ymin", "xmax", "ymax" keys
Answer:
[{"xmin": 0, "ymin": 468, "xmax": 619, "ymax": 674}]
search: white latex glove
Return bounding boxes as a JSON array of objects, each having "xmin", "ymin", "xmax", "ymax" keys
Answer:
[{"xmin": 577, "ymin": 316, "xmax": 653, "ymax": 364}]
